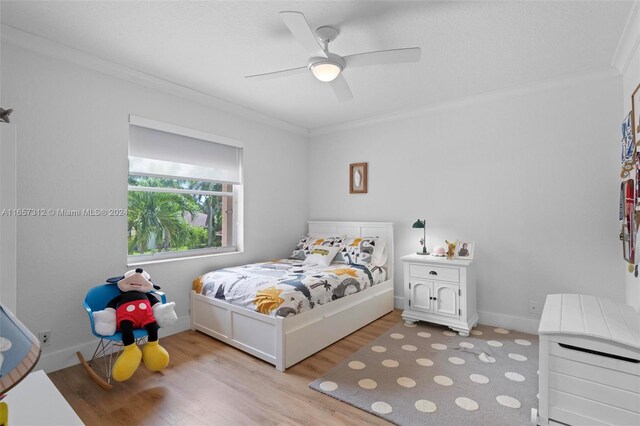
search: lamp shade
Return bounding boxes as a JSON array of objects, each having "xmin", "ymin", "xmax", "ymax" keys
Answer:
[
  {"xmin": 412, "ymin": 219, "xmax": 425, "ymax": 229},
  {"xmin": 0, "ymin": 304, "xmax": 41, "ymax": 394},
  {"xmin": 310, "ymin": 62, "xmax": 342, "ymax": 82}
]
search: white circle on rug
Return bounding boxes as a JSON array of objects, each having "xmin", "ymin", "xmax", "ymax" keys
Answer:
[
  {"xmin": 496, "ymin": 395, "xmax": 521, "ymax": 409},
  {"xmin": 404, "ymin": 322, "xmax": 417, "ymax": 328},
  {"xmin": 470, "ymin": 329, "xmax": 483, "ymax": 336},
  {"xmin": 348, "ymin": 361, "xmax": 366, "ymax": 370},
  {"xmin": 402, "ymin": 344, "xmax": 418, "ymax": 352},
  {"xmin": 391, "ymin": 333, "xmax": 405, "ymax": 339},
  {"xmin": 397, "ymin": 377, "xmax": 417, "ymax": 388},
  {"xmin": 494, "ymin": 328, "xmax": 510, "ymax": 334},
  {"xmin": 449, "ymin": 356, "xmax": 465, "ymax": 365},
  {"xmin": 433, "ymin": 375, "xmax": 453, "ymax": 386},
  {"xmin": 487, "ymin": 340, "xmax": 503, "ymax": 347},
  {"xmin": 371, "ymin": 346, "xmax": 387, "ymax": 353},
  {"xmin": 515, "ymin": 339, "xmax": 531, "ymax": 346},
  {"xmin": 0, "ymin": 337, "xmax": 12, "ymax": 351},
  {"xmin": 415, "ymin": 400, "xmax": 437, "ymax": 413},
  {"xmin": 319, "ymin": 381, "xmax": 338, "ymax": 391},
  {"xmin": 417, "ymin": 332, "xmax": 431, "ymax": 338},
  {"xmin": 459, "ymin": 341, "xmax": 474, "ymax": 349},
  {"xmin": 431, "ymin": 343, "xmax": 447, "ymax": 350},
  {"xmin": 443, "ymin": 330, "xmax": 457, "ymax": 336},
  {"xmin": 508, "ymin": 353, "xmax": 528, "ymax": 361},
  {"xmin": 479, "ymin": 353, "xmax": 496, "ymax": 363},
  {"xmin": 416, "ymin": 358, "xmax": 434, "ymax": 367},
  {"xmin": 455, "ymin": 397, "xmax": 479, "ymax": 411},
  {"xmin": 469, "ymin": 374, "xmax": 489, "ymax": 384},
  {"xmin": 505, "ymin": 372, "xmax": 525, "ymax": 382},
  {"xmin": 371, "ymin": 401, "xmax": 393, "ymax": 414},
  {"xmin": 358, "ymin": 379, "xmax": 378, "ymax": 390},
  {"xmin": 382, "ymin": 359, "xmax": 399, "ymax": 368}
]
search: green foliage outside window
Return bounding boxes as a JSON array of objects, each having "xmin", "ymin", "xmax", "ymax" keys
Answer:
[{"xmin": 128, "ymin": 176, "xmax": 227, "ymax": 255}]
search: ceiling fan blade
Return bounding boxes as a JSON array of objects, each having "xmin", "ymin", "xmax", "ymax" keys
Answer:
[
  {"xmin": 329, "ymin": 74, "xmax": 353, "ymax": 102},
  {"xmin": 344, "ymin": 47, "xmax": 421, "ymax": 68},
  {"xmin": 245, "ymin": 66, "xmax": 307, "ymax": 81},
  {"xmin": 279, "ymin": 11, "xmax": 328, "ymax": 58}
]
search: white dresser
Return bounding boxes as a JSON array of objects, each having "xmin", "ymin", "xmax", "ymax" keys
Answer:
[
  {"xmin": 535, "ymin": 294, "xmax": 640, "ymax": 426},
  {"xmin": 401, "ymin": 254, "xmax": 478, "ymax": 336}
]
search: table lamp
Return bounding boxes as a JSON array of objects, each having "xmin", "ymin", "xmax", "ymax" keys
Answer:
[
  {"xmin": 412, "ymin": 219, "xmax": 429, "ymax": 255},
  {"xmin": 0, "ymin": 304, "xmax": 41, "ymax": 425}
]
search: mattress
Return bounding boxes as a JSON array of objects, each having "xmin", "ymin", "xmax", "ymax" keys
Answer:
[{"xmin": 192, "ymin": 259, "xmax": 386, "ymax": 317}]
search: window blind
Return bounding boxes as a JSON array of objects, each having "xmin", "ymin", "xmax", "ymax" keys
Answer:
[{"xmin": 129, "ymin": 124, "xmax": 242, "ymax": 184}]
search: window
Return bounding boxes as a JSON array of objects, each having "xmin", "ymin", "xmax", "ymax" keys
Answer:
[{"xmin": 127, "ymin": 116, "xmax": 243, "ymax": 263}]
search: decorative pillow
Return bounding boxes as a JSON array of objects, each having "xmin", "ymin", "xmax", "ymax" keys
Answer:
[
  {"xmin": 334, "ymin": 236, "xmax": 386, "ymax": 266},
  {"xmin": 303, "ymin": 245, "xmax": 340, "ymax": 267},
  {"xmin": 290, "ymin": 236, "xmax": 337, "ymax": 260}
]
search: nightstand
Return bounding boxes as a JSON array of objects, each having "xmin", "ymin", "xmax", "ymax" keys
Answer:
[{"xmin": 401, "ymin": 254, "xmax": 478, "ymax": 336}]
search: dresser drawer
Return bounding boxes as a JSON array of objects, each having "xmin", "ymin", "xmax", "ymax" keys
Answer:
[{"xmin": 409, "ymin": 264, "xmax": 459, "ymax": 283}]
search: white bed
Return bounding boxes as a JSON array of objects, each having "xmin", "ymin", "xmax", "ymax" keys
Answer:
[{"xmin": 190, "ymin": 221, "xmax": 394, "ymax": 371}]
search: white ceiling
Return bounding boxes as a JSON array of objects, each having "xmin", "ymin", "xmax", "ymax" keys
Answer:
[{"xmin": 0, "ymin": 1, "xmax": 633, "ymax": 130}]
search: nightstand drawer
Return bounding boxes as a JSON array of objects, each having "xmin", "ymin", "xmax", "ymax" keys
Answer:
[{"xmin": 409, "ymin": 264, "xmax": 459, "ymax": 283}]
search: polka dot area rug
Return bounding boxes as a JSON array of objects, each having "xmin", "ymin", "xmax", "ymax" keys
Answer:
[{"xmin": 309, "ymin": 322, "xmax": 539, "ymax": 425}]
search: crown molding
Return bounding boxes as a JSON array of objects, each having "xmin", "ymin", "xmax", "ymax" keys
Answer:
[
  {"xmin": 309, "ymin": 68, "xmax": 620, "ymax": 137},
  {"xmin": 612, "ymin": 0, "xmax": 640, "ymax": 74},
  {"xmin": 0, "ymin": 24, "xmax": 308, "ymax": 137}
]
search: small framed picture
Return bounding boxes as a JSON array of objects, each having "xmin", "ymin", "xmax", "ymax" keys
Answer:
[
  {"xmin": 454, "ymin": 240, "xmax": 474, "ymax": 260},
  {"xmin": 349, "ymin": 162, "xmax": 368, "ymax": 194}
]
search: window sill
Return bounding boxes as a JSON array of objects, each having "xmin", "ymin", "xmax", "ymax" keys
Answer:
[{"xmin": 127, "ymin": 249, "xmax": 243, "ymax": 267}]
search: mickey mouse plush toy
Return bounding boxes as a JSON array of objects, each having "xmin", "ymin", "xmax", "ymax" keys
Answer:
[{"xmin": 92, "ymin": 268, "xmax": 177, "ymax": 382}]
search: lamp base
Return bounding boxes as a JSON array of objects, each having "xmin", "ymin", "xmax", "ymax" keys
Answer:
[{"xmin": 416, "ymin": 251, "xmax": 430, "ymax": 255}]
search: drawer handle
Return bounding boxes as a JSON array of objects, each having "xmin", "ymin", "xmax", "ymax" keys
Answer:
[{"xmin": 429, "ymin": 271, "xmax": 438, "ymax": 275}]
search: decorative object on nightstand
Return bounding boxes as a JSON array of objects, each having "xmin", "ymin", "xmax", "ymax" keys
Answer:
[
  {"xmin": 0, "ymin": 304, "xmax": 41, "ymax": 424},
  {"xmin": 401, "ymin": 254, "xmax": 478, "ymax": 336},
  {"xmin": 432, "ymin": 246, "xmax": 446, "ymax": 257},
  {"xmin": 445, "ymin": 240, "xmax": 456, "ymax": 259},
  {"xmin": 454, "ymin": 240, "xmax": 474, "ymax": 260},
  {"xmin": 412, "ymin": 219, "xmax": 429, "ymax": 255}
]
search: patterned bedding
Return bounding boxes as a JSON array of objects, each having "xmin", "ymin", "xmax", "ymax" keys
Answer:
[{"xmin": 192, "ymin": 259, "xmax": 386, "ymax": 317}]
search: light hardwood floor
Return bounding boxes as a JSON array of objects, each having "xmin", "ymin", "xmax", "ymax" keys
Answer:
[{"xmin": 49, "ymin": 310, "xmax": 402, "ymax": 425}]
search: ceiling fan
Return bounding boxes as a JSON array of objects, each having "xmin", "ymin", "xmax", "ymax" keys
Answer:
[{"xmin": 245, "ymin": 11, "xmax": 422, "ymax": 102}]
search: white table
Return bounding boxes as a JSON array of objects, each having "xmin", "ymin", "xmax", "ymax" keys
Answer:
[{"xmin": 3, "ymin": 370, "xmax": 84, "ymax": 425}]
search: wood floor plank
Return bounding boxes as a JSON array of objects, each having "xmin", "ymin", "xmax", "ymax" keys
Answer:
[{"xmin": 48, "ymin": 310, "xmax": 402, "ymax": 425}]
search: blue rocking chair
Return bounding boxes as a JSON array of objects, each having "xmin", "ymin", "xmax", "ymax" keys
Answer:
[{"xmin": 76, "ymin": 283, "xmax": 166, "ymax": 389}]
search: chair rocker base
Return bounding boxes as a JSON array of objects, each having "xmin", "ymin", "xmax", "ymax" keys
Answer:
[{"xmin": 77, "ymin": 336, "xmax": 148, "ymax": 390}]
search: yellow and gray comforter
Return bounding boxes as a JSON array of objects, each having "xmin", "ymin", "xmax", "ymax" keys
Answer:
[{"xmin": 192, "ymin": 259, "xmax": 386, "ymax": 317}]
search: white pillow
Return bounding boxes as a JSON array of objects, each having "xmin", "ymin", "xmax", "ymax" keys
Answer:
[
  {"xmin": 303, "ymin": 245, "xmax": 340, "ymax": 267},
  {"xmin": 371, "ymin": 237, "xmax": 387, "ymax": 267}
]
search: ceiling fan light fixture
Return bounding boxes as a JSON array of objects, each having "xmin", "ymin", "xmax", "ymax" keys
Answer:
[{"xmin": 310, "ymin": 61, "xmax": 342, "ymax": 82}]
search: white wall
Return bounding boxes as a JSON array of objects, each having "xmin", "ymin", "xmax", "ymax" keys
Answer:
[
  {"xmin": 308, "ymin": 73, "xmax": 624, "ymax": 332},
  {"xmin": 622, "ymin": 30, "xmax": 640, "ymax": 311},
  {"xmin": 0, "ymin": 43, "xmax": 308, "ymax": 371}
]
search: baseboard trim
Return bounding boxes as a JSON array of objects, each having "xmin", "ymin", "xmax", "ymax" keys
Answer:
[
  {"xmin": 36, "ymin": 315, "xmax": 191, "ymax": 373},
  {"xmin": 392, "ymin": 297, "xmax": 539, "ymax": 334},
  {"xmin": 393, "ymin": 296, "xmax": 404, "ymax": 310},
  {"xmin": 477, "ymin": 310, "xmax": 540, "ymax": 335}
]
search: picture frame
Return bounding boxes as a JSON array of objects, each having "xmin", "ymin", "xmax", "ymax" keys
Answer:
[
  {"xmin": 454, "ymin": 240, "xmax": 474, "ymax": 260},
  {"xmin": 349, "ymin": 162, "xmax": 368, "ymax": 194}
]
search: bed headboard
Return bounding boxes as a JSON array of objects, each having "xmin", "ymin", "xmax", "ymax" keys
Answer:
[{"xmin": 307, "ymin": 221, "xmax": 394, "ymax": 282}]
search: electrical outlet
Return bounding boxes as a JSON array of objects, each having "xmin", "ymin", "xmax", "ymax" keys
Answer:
[
  {"xmin": 38, "ymin": 330, "xmax": 52, "ymax": 346},
  {"xmin": 528, "ymin": 301, "xmax": 541, "ymax": 315}
]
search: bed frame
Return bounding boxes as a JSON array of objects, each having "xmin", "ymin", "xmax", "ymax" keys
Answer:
[{"xmin": 190, "ymin": 221, "xmax": 394, "ymax": 371}]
